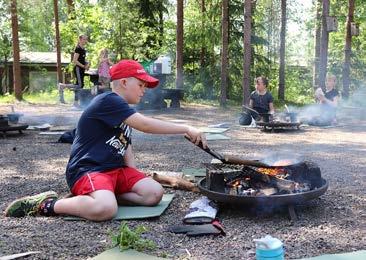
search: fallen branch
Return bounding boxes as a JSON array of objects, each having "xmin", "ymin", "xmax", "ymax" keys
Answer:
[{"xmin": 152, "ymin": 172, "xmax": 199, "ymax": 192}]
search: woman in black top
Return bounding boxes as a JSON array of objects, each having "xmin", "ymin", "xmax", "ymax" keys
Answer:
[{"xmin": 72, "ymin": 35, "xmax": 90, "ymax": 106}]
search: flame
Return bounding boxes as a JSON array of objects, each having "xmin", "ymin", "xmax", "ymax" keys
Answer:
[
  {"xmin": 257, "ymin": 167, "xmax": 285, "ymax": 176},
  {"xmin": 232, "ymin": 180, "xmax": 240, "ymax": 187},
  {"xmin": 272, "ymin": 159, "xmax": 294, "ymax": 167}
]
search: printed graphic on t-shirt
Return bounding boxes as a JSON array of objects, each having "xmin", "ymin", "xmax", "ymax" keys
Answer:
[{"xmin": 105, "ymin": 123, "xmax": 131, "ymax": 155}]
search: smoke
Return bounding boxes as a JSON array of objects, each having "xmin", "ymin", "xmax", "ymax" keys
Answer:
[
  {"xmin": 280, "ymin": 86, "xmax": 366, "ymax": 124},
  {"xmin": 19, "ymin": 112, "xmax": 80, "ymax": 128}
]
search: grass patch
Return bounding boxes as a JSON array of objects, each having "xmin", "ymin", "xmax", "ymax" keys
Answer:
[
  {"xmin": 111, "ymin": 222, "xmax": 156, "ymax": 252},
  {"xmin": 0, "ymin": 90, "xmax": 75, "ymax": 104}
]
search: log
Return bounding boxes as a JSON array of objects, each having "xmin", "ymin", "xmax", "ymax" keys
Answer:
[
  {"xmin": 244, "ymin": 166, "xmax": 297, "ymax": 193},
  {"xmin": 152, "ymin": 172, "xmax": 199, "ymax": 193},
  {"xmin": 270, "ymin": 177, "xmax": 296, "ymax": 193}
]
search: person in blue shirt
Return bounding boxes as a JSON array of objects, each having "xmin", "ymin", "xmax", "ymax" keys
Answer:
[
  {"xmin": 311, "ymin": 74, "xmax": 340, "ymax": 126},
  {"xmin": 5, "ymin": 60, "xmax": 207, "ymax": 221}
]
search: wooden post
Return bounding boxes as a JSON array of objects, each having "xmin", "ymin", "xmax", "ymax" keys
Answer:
[
  {"xmin": 342, "ymin": 0, "xmax": 355, "ymax": 99},
  {"xmin": 10, "ymin": 0, "xmax": 22, "ymax": 101},
  {"xmin": 53, "ymin": 0, "xmax": 62, "ymax": 84},
  {"xmin": 176, "ymin": 0, "xmax": 184, "ymax": 90},
  {"xmin": 318, "ymin": 0, "xmax": 330, "ymax": 91},
  {"xmin": 313, "ymin": 0, "xmax": 322, "ymax": 90},
  {"xmin": 278, "ymin": 0, "xmax": 287, "ymax": 101},
  {"xmin": 220, "ymin": 0, "xmax": 229, "ymax": 107},
  {"xmin": 242, "ymin": 0, "xmax": 252, "ymax": 106}
]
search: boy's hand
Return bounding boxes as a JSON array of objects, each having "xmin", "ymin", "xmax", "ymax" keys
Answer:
[{"xmin": 185, "ymin": 127, "xmax": 207, "ymax": 148}]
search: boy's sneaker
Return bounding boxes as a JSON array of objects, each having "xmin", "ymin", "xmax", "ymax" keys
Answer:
[{"xmin": 4, "ymin": 191, "xmax": 58, "ymax": 217}]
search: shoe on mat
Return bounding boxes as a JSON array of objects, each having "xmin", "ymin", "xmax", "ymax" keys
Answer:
[{"xmin": 4, "ymin": 191, "xmax": 58, "ymax": 217}]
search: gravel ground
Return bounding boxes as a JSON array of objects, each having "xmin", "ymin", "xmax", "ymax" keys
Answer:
[{"xmin": 0, "ymin": 102, "xmax": 365, "ymax": 260}]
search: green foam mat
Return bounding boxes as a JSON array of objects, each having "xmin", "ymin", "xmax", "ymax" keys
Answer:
[
  {"xmin": 64, "ymin": 194, "xmax": 174, "ymax": 221},
  {"xmin": 299, "ymin": 250, "xmax": 366, "ymax": 260},
  {"xmin": 92, "ymin": 247, "xmax": 164, "ymax": 260}
]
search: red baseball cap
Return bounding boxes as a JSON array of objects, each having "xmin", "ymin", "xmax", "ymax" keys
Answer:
[{"xmin": 109, "ymin": 60, "xmax": 159, "ymax": 88}]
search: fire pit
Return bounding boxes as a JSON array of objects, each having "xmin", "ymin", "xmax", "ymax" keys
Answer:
[
  {"xmin": 256, "ymin": 121, "xmax": 301, "ymax": 132},
  {"xmin": 198, "ymin": 162, "xmax": 328, "ymax": 221},
  {"xmin": 256, "ymin": 112, "xmax": 302, "ymax": 132},
  {"xmin": 0, "ymin": 115, "xmax": 28, "ymax": 137}
]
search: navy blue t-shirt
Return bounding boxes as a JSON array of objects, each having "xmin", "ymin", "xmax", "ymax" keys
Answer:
[
  {"xmin": 324, "ymin": 88, "xmax": 339, "ymax": 101},
  {"xmin": 66, "ymin": 92, "xmax": 136, "ymax": 189},
  {"xmin": 250, "ymin": 91, "xmax": 274, "ymax": 114}
]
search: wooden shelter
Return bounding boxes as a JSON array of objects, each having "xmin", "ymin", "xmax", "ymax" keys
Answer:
[{"xmin": 0, "ymin": 52, "xmax": 70, "ymax": 93}]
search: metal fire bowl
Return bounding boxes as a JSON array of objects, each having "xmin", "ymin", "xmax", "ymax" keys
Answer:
[
  {"xmin": 256, "ymin": 121, "xmax": 301, "ymax": 128},
  {"xmin": 198, "ymin": 178, "xmax": 328, "ymax": 207}
]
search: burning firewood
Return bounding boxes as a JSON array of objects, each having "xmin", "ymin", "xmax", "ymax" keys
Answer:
[
  {"xmin": 151, "ymin": 172, "xmax": 200, "ymax": 193},
  {"xmin": 270, "ymin": 178, "xmax": 297, "ymax": 193}
]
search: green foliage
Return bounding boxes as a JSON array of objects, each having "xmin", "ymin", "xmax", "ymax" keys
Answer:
[
  {"xmin": 18, "ymin": 0, "xmax": 55, "ymax": 51},
  {"xmin": 111, "ymin": 222, "xmax": 156, "ymax": 252},
  {"xmin": 0, "ymin": 0, "xmax": 12, "ymax": 60},
  {"xmin": 2, "ymin": 0, "xmax": 366, "ymax": 106},
  {"xmin": 0, "ymin": 89, "xmax": 74, "ymax": 104}
]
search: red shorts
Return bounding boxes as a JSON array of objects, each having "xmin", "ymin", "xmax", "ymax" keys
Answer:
[{"xmin": 71, "ymin": 167, "xmax": 147, "ymax": 196}]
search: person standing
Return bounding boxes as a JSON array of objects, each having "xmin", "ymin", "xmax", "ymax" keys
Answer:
[
  {"xmin": 72, "ymin": 35, "xmax": 89, "ymax": 107},
  {"xmin": 97, "ymin": 48, "xmax": 113, "ymax": 93},
  {"xmin": 58, "ymin": 35, "xmax": 90, "ymax": 105}
]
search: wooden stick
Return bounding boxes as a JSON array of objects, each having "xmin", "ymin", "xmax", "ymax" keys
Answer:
[{"xmin": 152, "ymin": 172, "xmax": 199, "ymax": 192}]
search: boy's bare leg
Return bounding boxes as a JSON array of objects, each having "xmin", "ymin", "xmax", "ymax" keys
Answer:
[
  {"xmin": 54, "ymin": 190, "xmax": 118, "ymax": 221},
  {"xmin": 116, "ymin": 178, "xmax": 164, "ymax": 206}
]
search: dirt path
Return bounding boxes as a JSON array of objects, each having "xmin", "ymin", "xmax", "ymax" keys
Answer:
[{"xmin": 0, "ymin": 103, "xmax": 365, "ymax": 259}]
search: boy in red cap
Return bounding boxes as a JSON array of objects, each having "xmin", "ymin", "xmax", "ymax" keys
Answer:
[{"xmin": 5, "ymin": 60, "xmax": 207, "ymax": 221}]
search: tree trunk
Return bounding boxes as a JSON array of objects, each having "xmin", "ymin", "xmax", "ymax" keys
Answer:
[
  {"xmin": 242, "ymin": 0, "xmax": 252, "ymax": 106},
  {"xmin": 10, "ymin": 0, "xmax": 22, "ymax": 101},
  {"xmin": 66, "ymin": 0, "xmax": 75, "ymax": 15},
  {"xmin": 278, "ymin": 0, "xmax": 287, "ymax": 101},
  {"xmin": 313, "ymin": 0, "xmax": 322, "ymax": 90},
  {"xmin": 319, "ymin": 0, "xmax": 330, "ymax": 90},
  {"xmin": 118, "ymin": 21, "xmax": 123, "ymax": 60},
  {"xmin": 176, "ymin": 0, "xmax": 184, "ymax": 90},
  {"xmin": 200, "ymin": 0, "xmax": 206, "ymax": 67},
  {"xmin": 53, "ymin": 0, "xmax": 62, "ymax": 84},
  {"xmin": 220, "ymin": 0, "xmax": 229, "ymax": 107},
  {"xmin": 342, "ymin": 0, "xmax": 354, "ymax": 99},
  {"xmin": 158, "ymin": 1, "xmax": 164, "ymax": 48}
]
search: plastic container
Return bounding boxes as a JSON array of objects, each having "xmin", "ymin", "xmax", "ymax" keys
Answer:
[
  {"xmin": 254, "ymin": 235, "xmax": 284, "ymax": 260},
  {"xmin": 153, "ymin": 55, "xmax": 171, "ymax": 74}
]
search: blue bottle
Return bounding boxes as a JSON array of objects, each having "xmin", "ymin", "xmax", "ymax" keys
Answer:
[{"xmin": 254, "ymin": 235, "xmax": 285, "ymax": 260}]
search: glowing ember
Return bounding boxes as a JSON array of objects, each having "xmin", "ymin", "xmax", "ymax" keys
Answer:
[{"xmin": 257, "ymin": 167, "xmax": 285, "ymax": 176}]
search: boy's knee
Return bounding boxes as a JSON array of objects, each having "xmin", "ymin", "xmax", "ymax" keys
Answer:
[
  {"xmin": 144, "ymin": 187, "xmax": 164, "ymax": 206},
  {"xmin": 90, "ymin": 203, "xmax": 118, "ymax": 221}
]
